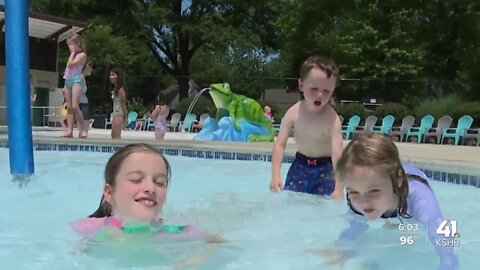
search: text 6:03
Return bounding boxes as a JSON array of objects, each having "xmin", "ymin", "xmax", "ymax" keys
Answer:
[{"xmin": 398, "ymin": 223, "xmax": 419, "ymax": 231}]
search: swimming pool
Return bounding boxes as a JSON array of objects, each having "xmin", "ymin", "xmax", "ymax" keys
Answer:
[{"xmin": 0, "ymin": 148, "xmax": 479, "ymax": 270}]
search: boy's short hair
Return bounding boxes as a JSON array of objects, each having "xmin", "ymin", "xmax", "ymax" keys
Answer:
[
  {"xmin": 299, "ymin": 55, "xmax": 339, "ymax": 83},
  {"xmin": 299, "ymin": 55, "xmax": 339, "ymax": 99}
]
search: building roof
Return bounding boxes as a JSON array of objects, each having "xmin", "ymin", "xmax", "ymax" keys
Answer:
[{"xmin": 0, "ymin": 5, "xmax": 86, "ymax": 42}]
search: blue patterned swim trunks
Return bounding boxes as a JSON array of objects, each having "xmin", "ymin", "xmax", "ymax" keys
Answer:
[{"xmin": 284, "ymin": 152, "xmax": 335, "ymax": 196}]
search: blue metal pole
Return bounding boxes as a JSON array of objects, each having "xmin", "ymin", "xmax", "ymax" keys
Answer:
[{"xmin": 5, "ymin": 0, "xmax": 35, "ymax": 176}]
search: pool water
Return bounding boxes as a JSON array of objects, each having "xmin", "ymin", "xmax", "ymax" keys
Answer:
[{"xmin": 0, "ymin": 149, "xmax": 479, "ymax": 270}]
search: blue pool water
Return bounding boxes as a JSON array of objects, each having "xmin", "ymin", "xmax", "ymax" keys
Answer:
[{"xmin": 0, "ymin": 148, "xmax": 479, "ymax": 270}]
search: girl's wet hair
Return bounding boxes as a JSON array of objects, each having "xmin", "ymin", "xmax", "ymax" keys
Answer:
[
  {"xmin": 156, "ymin": 93, "xmax": 167, "ymax": 106},
  {"xmin": 89, "ymin": 143, "xmax": 171, "ymax": 218},
  {"xmin": 336, "ymin": 133, "xmax": 410, "ymax": 217},
  {"xmin": 110, "ymin": 68, "xmax": 127, "ymax": 95},
  {"xmin": 298, "ymin": 55, "xmax": 339, "ymax": 100}
]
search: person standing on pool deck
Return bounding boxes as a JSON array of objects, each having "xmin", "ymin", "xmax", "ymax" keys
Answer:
[
  {"xmin": 269, "ymin": 55, "xmax": 344, "ymax": 200},
  {"xmin": 320, "ymin": 133, "xmax": 458, "ymax": 270},
  {"xmin": 78, "ymin": 62, "xmax": 93, "ymax": 138},
  {"xmin": 62, "ymin": 34, "xmax": 87, "ymax": 138},
  {"xmin": 109, "ymin": 68, "xmax": 128, "ymax": 139}
]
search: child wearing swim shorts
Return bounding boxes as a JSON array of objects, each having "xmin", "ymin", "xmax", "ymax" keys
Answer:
[{"xmin": 270, "ymin": 55, "xmax": 344, "ymax": 199}]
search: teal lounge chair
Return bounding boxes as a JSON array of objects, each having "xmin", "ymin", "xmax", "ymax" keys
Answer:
[
  {"xmin": 406, "ymin": 115, "xmax": 434, "ymax": 143},
  {"xmin": 145, "ymin": 118, "xmax": 155, "ymax": 131},
  {"xmin": 181, "ymin": 113, "xmax": 197, "ymax": 133},
  {"xmin": 342, "ymin": 115, "xmax": 360, "ymax": 140},
  {"xmin": 441, "ymin": 115, "xmax": 474, "ymax": 145},
  {"xmin": 126, "ymin": 111, "xmax": 138, "ymax": 129},
  {"xmin": 371, "ymin": 115, "xmax": 395, "ymax": 136}
]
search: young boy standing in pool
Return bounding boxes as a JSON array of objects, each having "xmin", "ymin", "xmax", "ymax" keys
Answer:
[{"xmin": 269, "ymin": 55, "xmax": 344, "ymax": 200}]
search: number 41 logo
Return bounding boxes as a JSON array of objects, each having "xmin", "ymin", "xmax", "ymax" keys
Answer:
[{"xmin": 436, "ymin": 220, "xmax": 459, "ymax": 238}]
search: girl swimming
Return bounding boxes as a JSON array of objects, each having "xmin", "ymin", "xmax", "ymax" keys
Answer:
[
  {"xmin": 330, "ymin": 133, "xmax": 458, "ymax": 270},
  {"xmin": 72, "ymin": 143, "xmax": 204, "ymax": 240}
]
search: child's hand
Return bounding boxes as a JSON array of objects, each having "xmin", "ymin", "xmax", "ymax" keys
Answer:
[
  {"xmin": 310, "ymin": 247, "xmax": 348, "ymax": 267},
  {"xmin": 68, "ymin": 44, "xmax": 75, "ymax": 53},
  {"xmin": 331, "ymin": 189, "xmax": 344, "ymax": 200},
  {"xmin": 269, "ymin": 178, "xmax": 283, "ymax": 192},
  {"xmin": 382, "ymin": 221, "xmax": 400, "ymax": 229},
  {"xmin": 206, "ymin": 233, "xmax": 228, "ymax": 244}
]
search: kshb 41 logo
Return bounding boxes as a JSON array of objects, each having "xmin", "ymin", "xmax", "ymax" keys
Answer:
[{"xmin": 435, "ymin": 220, "xmax": 460, "ymax": 247}]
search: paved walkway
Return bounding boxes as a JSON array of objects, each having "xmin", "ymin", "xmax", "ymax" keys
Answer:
[{"xmin": 1, "ymin": 127, "xmax": 479, "ymax": 168}]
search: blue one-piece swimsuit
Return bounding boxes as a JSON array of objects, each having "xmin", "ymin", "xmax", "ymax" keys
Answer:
[
  {"xmin": 284, "ymin": 152, "xmax": 335, "ymax": 196},
  {"xmin": 338, "ymin": 164, "xmax": 459, "ymax": 270}
]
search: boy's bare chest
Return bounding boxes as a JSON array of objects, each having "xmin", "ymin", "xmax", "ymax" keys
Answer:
[{"xmin": 293, "ymin": 117, "xmax": 332, "ymax": 138}]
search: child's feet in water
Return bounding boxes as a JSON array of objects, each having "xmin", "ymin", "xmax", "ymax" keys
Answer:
[{"xmin": 61, "ymin": 133, "xmax": 73, "ymax": 138}]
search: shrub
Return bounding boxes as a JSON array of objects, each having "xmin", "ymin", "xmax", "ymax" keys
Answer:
[
  {"xmin": 128, "ymin": 97, "xmax": 150, "ymax": 117},
  {"xmin": 374, "ymin": 103, "xmax": 409, "ymax": 125},
  {"xmin": 413, "ymin": 95, "xmax": 462, "ymax": 121},
  {"xmin": 400, "ymin": 94, "xmax": 422, "ymax": 110},
  {"xmin": 335, "ymin": 103, "xmax": 366, "ymax": 121},
  {"xmin": 450, "ymin": 102, "xmax": 480, "ymax": 127},
  {"xmin": 177, "ymin": 96, "xmax": 216, "ymax": 117}
]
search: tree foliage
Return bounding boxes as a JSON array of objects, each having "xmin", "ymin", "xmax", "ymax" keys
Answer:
[{"xmin": 29, "ymin": 0, "xmax": 480, "ymax": 106}]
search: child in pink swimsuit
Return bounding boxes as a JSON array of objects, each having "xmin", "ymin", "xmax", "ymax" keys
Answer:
[
  {"xmin": 71, "ymin": 144, "xmax": 223, "ymax": 243},
  {"xmin": 151, "ymin": 94, "xmax": 170, "ymax": 140}
]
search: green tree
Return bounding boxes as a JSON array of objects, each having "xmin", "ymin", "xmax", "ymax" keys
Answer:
[{"xmin": 127, "ymin": 0, "xmax": 281, "ymax": 100}]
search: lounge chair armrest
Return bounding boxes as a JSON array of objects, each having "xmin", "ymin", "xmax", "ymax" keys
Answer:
[
  {"xmin": 390, "ymin": 127, "xmax": 401, "ymax": 132},
  {"xmin": 442, "ymin": 127, "xmax": 457, "ymax": 134},
  {"xmin": 466, "ymin": 128, "xmax": 480, "ymax": 134}
]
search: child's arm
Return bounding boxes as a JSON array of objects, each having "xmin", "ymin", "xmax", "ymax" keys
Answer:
[
  {"xmin": 312, "ymin": 212, "xmax": 369, "ymax": 264},
  {"xmin": 409, "ymin": 181, "xmax": 459, "ymax": 270},
  {"xmin": 330, "ymin": 114, "xmax": 344, "ymax": 200},
  {"xmin": 270, "ymin": 108, "xmax": 294, "ymax": 192},
  {"xmin": 160, "ymin": 106, "xmax": 169, "ymax": 118},
  {"xmin": 337, "ymin": 212, "xmax": 370, "ymax": 244},
  {"xmin": 172, "ymin": 241, "xmax": 224, "ymax": 269},
  {"xmin": 66, "ymin": 52, "xmax": 86, "ymax": 68},
  {"xmin": 118, "ymin": 88, "xmax": 128, "ymax": 122},
  {"xmin": 151, "ymin": 105, "xmax": 160, "ymax": 120},
  {"xmin": 172, "ymin": 228, "xmax": 227, "ymax": 269}
]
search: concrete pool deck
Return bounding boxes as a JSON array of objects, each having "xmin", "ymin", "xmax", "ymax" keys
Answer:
[{"xmin": 1, "ymin": 126, "xmax": 479, "ymax": 170}]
